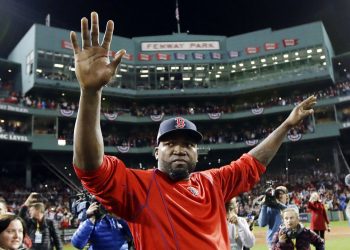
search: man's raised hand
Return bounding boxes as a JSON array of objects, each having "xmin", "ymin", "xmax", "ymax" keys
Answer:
[
  {"xmin": 70, "ymin": 12, "xmax": 125, "ymax": 91},
  {"xmin": 285, "ymin": 95, "xmax": 317, "ymax": 128}
]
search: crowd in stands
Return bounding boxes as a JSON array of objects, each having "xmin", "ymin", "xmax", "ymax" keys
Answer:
[
  {"xmin": 1, "ymin": 82, "xmax": 349, "ymax": 118},
  {"xmin": 56, "ymin": 118, "xmax": 313, "ymax": 148}
]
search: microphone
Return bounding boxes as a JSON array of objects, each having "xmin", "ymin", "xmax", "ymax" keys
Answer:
[{"xmin": 345, "ymin": 174, "xmax": 350, "ymax": 187}]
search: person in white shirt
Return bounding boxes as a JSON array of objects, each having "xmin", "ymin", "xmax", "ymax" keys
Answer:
[{"xmin": 226, "ymin": 198, "xmax": 255, "ymax": 250}]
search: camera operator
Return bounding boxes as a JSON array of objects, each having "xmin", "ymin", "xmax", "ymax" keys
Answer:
[
  {"xmin": 271, "ymin": 207, "xmax": 324, "ymax": 250},
  {"xmin": 258, "ymin": 185, "xmax": 289, "ymax": 249},
  {"xmin": 225, "ymin": 198, "xmax": 255, "ymax": 250},
  {"xmin": 71, "ymin": 201, "xmax": 133, "ymax": 250}
]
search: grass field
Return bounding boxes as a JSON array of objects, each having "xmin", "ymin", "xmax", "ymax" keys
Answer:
[{"xmin": 63, "ymin": 220, "xmax": 350, "ymax": 249}]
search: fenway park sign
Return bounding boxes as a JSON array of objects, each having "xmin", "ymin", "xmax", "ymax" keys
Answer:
[{"xmin": 141, "ymin": 41, "xmax": 220, "ymax": 51}]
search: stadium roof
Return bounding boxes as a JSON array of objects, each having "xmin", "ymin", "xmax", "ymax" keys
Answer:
[{"xmin": 0, "ymin": 0, "xmax": 350, "ymax": 57}]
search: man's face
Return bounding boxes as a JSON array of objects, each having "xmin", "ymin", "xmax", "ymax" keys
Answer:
[
  {"xmin": 283, "ymin": 211, "xmax": 299, "ymax": 229},
  {"xmin": 155, "ymin": 134, "xmax": 198, "ymax": 181},
  {"xmin": 278, "ymin": 191, "xmax": 288, "ymax": 205},
  {"xmin": 29, "ymin": 207, "xmax": 40, "ymax": 219}
]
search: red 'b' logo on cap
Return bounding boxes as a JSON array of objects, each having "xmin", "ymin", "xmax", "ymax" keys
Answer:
[{"xmin": 175, "ymin": 117, "xmax": 186, "ymax": 128}]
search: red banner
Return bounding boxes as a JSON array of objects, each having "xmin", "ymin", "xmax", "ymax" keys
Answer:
[
  {"xmin": 123, "ymin": 53, "xmax": 133, "ymax": 61},
  {"xmin": 245, "ymin": 47, "xmax": 260, "ymax": 54},
  {"xmin": 138, "ymin": 53, "xmax": 152, "ymax": 61},
  {"xmin": 61, "ymin": 40, "xmax": 73, "ymax": 50},
  {"xmin": 264, "ymin": 42, "xmax": 278, "ymax": 51},
  {"xmin": 282, "ymin": 39, "xmax": 298, "ymax": 47},
  {"xmin": 156, "ymin": 53, "xmax": 171, "ymax": 61}
]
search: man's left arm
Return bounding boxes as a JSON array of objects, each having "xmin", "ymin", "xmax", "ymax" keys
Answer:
[{"xmin": 249, "ymin": 96, "xmax": 316, "ymax": 166}]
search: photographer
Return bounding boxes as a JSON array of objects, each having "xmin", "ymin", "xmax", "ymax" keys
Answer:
[
  {"xmin": 258, "ymin": 186, "xmax": 289, "ymax": 249},
  {"xmin": 271, "ymin": 208, "xmax": 324, "ymax": 250},
  {"xmin": 71, "ymin": 202, "xmax": 133, "ymax": 250}
]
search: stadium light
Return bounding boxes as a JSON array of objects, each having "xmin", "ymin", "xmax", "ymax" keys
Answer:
[
  {"xmin": 54, "ymin": 63, "xmax": 64, "ymax": 68},
  {"xmin": 295, "ymin": 57, "xmax": 300, "ymax": 61},
  {"xmin": 317, "ymin": 48, "xmax": 323, "ymax": 53},
  {"xmin": 156, "ymin": 67, "xmax": 165, "ymax": 71},
  {"xmin": 307, "ymin": 49, "xmax": 313, "ymax": 54},
  {"xmin": 58, "ymin": 139, "xmax": 66, "ymax": 146},
  {"xmin": 116, "ymin": 74, "xmax": 122, "ymax": 78},
  {"xmin": 294, "ymin": 52, "xmax": 299, "ymax": 56},
  {"xmin": 239, "ymin": 63, "xmax": 244, "ymax": 67},
  {"xmin": 140, "ymin": 74, "xmax": 148, "ymax": 78},
  {"xmin": 140, "ymin": 69, "xmax": 149, "ymax": 73},
  {"xmin": 196, "ymin": 66, "xmax": 205, "ymax": 70},
  {"xmin": 250, "ymin": 61, "xmax": 255, "ymax": 65},
  {"xmin": 215, "ymin": 75, "xmax": 220, "ymax": 78},
  {"xmin": 283, "ymin": 54, "xmax": 289, "ymax": 58},
  {"xmin": 120, "ymin": 68, "xmax": 127, "ymax": 72},
  {"xmin": 219, "ymin": 66, "xmax": 225, "ymax": 69},
  {"xmin": 232, "ymin": 64, "xmax": 236, "ymax": 68},
  {"xmin": 183, "ymin": 77, "xmax": 191, "ymax": 80},
  {"xmin": 320, "ymin": 55, "xmax": 326, "ymax": 59},
  {"xmin": 36, "ymin": 69, "xmax": 42, "ymax": 73},
  {"xmin": 260, "ymin": 58, "xmax": 266, "ymax": 63}
]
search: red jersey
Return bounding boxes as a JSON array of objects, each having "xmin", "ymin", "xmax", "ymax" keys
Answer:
[{"xmin": 74, "ymin": 153, "xmax": 265, "ymax": 250}]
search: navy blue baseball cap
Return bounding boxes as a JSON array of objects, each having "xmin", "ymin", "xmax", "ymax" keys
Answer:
[{"xmin": 157, "ymin": 117, "xmax": 203, "ymax": 144}]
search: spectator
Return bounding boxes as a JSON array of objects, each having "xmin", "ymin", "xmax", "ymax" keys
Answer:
[
  {"xmin": 0, "ymin": 214, "xmax": 26, "ymax": 250},
  {"xmin": 307, "ymin": 192, "xmax": 330, "ymax": 239},
  {"xmin": 19, "ymin": 193, "xmax": 63, "ymax": 250},
  {"xmin": 226, "ymin": 198, "xmax": 255, "ymax": 250}
]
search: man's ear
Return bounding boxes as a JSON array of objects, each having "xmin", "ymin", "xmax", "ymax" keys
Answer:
[{"xmin": 154, "ymin": 147, "xmax": 159, "ymax": 159}]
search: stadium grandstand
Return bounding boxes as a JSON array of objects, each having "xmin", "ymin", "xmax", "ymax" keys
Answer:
[{"xmin": 0, "ymin": 20, "xmax": 349, "ymax": 243}]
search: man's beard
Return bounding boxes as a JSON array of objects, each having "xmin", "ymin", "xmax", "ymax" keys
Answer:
[{"xmin": 169, "ymin": 168, "xmax": 190, "ymax": 181}]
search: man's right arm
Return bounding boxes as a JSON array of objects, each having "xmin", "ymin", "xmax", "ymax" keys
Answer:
[
  {"xmin": 73, "ymin": 90, "xmax": 104, "ymax": 170},
  {"xmin": 70, "ymin": 12, "xmax": 125, "ymax": 170}
]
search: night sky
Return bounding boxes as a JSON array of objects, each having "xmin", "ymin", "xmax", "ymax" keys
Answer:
[{"xmin": 1, "ymin": 0, "xmax": 350, "ymax": 57}]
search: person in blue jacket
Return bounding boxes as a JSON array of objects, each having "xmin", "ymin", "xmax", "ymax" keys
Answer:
[
  {"xmin": 71, "ymin": 202, "xmax": 133, "ymax": 250},
  {"xmin": 258, "ymin": 186, "xmax": 288, "ymax": 249}
]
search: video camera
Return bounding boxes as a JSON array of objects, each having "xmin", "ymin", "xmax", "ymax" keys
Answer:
[
  {"xmin": 263, "ymin": 181, "xmax": 286, "ymax": 209},
  {"xmin": 71, "ymin": 191, "xmax": 106, "ymax": 221}
]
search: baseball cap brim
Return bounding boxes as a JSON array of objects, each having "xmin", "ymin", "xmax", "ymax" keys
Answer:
[{"xmin": 157, "ymin": 129, "xmax": 202, "ymax": 144}]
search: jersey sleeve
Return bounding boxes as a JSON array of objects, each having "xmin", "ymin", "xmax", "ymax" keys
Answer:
[
  {"xmin": 73, "ymin": 155, "xmax": 148, "ymax": 220},
  {"xmin": 204, "ymin": 153, "xmax": 266, "ymax": 202}
]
